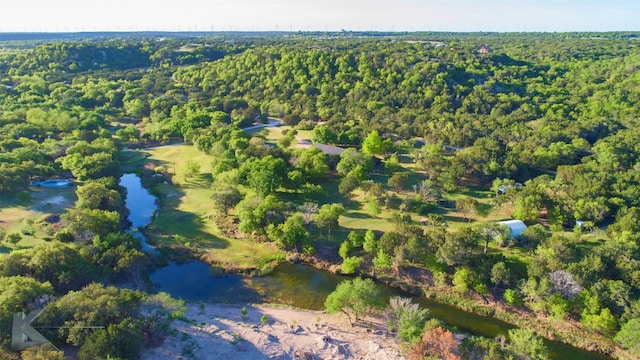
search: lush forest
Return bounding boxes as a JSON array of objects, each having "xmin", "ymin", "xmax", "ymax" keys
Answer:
[{"xmin": 0, "ymin": 32, "xmax": 639, "ymax": 359}]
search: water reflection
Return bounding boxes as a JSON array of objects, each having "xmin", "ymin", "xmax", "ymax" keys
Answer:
[
  {"xmin": 150, "ymin": 261, "xmax": 607, "ymax": 359},
  {"xmin": 119, "ymin": 173, "xmax": 157, "ymax": 252}
]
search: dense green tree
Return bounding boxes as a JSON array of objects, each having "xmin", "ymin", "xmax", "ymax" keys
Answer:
[
  {"xmin": 490, "ymin": 262, "xmax": 511, "ymax": 288},
  {"xmin": 372, "ymin": 248, "xmax": 392, "ymax": 272},
  {"xmin": 615, "ymin": 318, "xmax": 640, "ymax": 357},
  {"xmin": 324, "ymin": 277, "xmax": 383, "ymax": 325},
  {"xmin": 78, "ymin": 318, "xmax": 142, "ymax": 360},
  {"xmin": 267, "ymin": 215, "xmax": 310, "ymax": 253},
  {"xmin": 336, "ymin": 148, "xmax": 373, "ymax": 181},
  {"xmin": 341, "ymin": 256, "xmax": 361, "ymax": 275},
  {"xmin": 311, "ymin": 125, "xmax": 337, "ymax": 144},
  {"xmin": 241, "ymin": 155, "xmax": 287, "ymax": 196},
  {"xmin": 339, "ymin": 238, "xmax": 354, "ymax": 259},
  {"xmin": 363, "ymin": 229, "xmax": 377, "ymax": 254},
  {"xmin": 237, "ymin": 195, "xmax": 287, "ymax": 235},
  {"xmin": 520, "ymin": 224, "xmax": 548, "ymax": 253},
  {"xmin": 507, "ymin": 329, "xmax": 548, "ymax": 360},
  {"xmin": 27, "ymin": 242, "xmax": 94, "ymax": 292},
  {"xmin": 436, "ymin": 227, "xmax": 479, "ymax": 266},
  {"xmin": 362, "ymin": 130, "xmax": 383, "ymax": 156},
  {"xmin": 388, "ymin": 172, "xmax": 409, "ymax": 192},
  {"xmin": 295, "ymin": 146, "xmax": 330, "ymax": 182},
  {"xmin": 75, "ymin": 180, "xmax": 123, "ymax": 212},
  {"xmin": 453, "ymin": 267, "xmax": 472, "ymax": 293},
  {"xmin": 316, "ymin": 203, "xmax": 345, "ymax": 240},
  {"xmin": 0, "ymin": 276, "xmax": 53, "ymax": 317},
  {"xmin": 211, "ymin": 185, "xmax": 243, "ymax": 215},
  {"xmin": 62, "ymin": 208, "xmax": 121, "ymax": 240},
  {"xmin": 338, "ymin": 175, "xmax": 359, "ymax": 199},
  {"xmin": 384, "ymin": 154, "xmax": 401, "ymax": 174}
]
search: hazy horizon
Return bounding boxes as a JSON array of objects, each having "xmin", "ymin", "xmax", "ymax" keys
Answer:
[{"xmin": 2, "ymin": 0, "xmax": 638, "ymax": 33}]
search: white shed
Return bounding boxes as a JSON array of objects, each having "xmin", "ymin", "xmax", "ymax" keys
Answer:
[{"xmin": 497, "ymin": 220, "xmax": 527, "ymax": 238}]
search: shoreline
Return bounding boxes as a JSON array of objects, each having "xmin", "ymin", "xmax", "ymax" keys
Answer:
[
  {"xmin": 147, "ymin": 254, "xmax": 617, "ymax": 359},
  {"xmin": 143, "ymin": 302, "xmax": 405, "ymax": 360}
]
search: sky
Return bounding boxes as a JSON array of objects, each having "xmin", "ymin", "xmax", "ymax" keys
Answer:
[{"xmin": 1, "ymin": 0, "xmax": 638, "ymax": 33}]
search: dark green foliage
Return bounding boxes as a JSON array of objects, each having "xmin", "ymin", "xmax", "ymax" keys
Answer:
[
  {"xmin": 436, "ymin": 227, "xmax": 480, "ymax": 266},
  {"xmin": 0, "ymin": 242, "xmax": 93, "ymax": 293},
  {"xmin": 0, "ymin": 276, "xmax": 53, "ymax": 317},
  {"xmin": 615, "ymin": 318, "xmax": 640, "ymax": 356},
  {"xmin": 36, "ymin": 284, "xmax": 184, "ymax": 357},
  {"xmin": 507, "ymin": 328, "xmax": 549, "ymax": 360},
  {"xmin": 460, "ymin": 336, "xmax": 507, "ymax": 360},
  {"xmin": 78, "ymin": 318, "xmax": 142, "ymax": 360},
  {"xmin": 1, "ymin": 34, "xmax": 640, "ymax": 354},
  {"xmin": 267, "ymin": 215, "xmax": 310, "ymax": 253},
  {"xmin": 324, "ymin": 277, "xmax": 383, "ymax": 325},
  {"xmin": 240, "ymin": 155, "xmax": 287, "ymax": 196},
  {"xmin": 211, "ymin": 185, "xmax": 243, "ymax": 215}
]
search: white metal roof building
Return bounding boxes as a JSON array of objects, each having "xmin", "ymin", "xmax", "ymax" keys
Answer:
[{"xmin": 497, "ymin": 220, "xmax": 527, "ymax": 238}]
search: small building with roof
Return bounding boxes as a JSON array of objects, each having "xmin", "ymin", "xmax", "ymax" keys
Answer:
[
  {"xmin": 477, "ymin": 44, "xmax": 492, "ymax": 54},
  {"xmin": 313, "ymin": 143, "xmax": 345, "ymax": 156},
  {"xmin": 497, "ymin": 219, "xmax": 527, "ymax": 238}
]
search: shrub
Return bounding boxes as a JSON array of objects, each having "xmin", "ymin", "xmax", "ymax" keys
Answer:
[{"xmin": 504, "ymin": 289, "xmax": 523, "ymax": 306}]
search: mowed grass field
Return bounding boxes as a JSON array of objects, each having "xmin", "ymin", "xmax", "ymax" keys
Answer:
[{"xmin": 131, "ymin": 145, "xmax": 284, "ymax": 270}]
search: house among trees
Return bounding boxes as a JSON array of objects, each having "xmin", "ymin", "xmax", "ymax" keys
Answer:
[
  {"xmin": 477, "ymin": 44, "xmax": 492, "ymax": 54},
  {"xmin": 313, "ymin": 143, "xmax": 345, "ymax": 156},
  {"xmin": 497, "ymin": 219, "xmax": 527, "ymax": 238}
]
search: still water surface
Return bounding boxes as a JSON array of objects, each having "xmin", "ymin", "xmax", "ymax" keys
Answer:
[{"xmin": 151, "ymin": 261, "xmax": 608, "ymax": 360}]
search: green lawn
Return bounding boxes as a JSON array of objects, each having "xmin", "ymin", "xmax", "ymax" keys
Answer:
[
  {"xmin": 0, "ymin": 186, "xmax": 76, "ymax": 250},
  {"xmin": 128, "ymin": 142, "xmax": 582, "ymax": 275},
  {"xmin": 133, "ymin": 145, "xmax": 283, "ymax": 270},
  {"xmin": 245, "ymin": 126, "xmax": 289, "ymax": 142}
]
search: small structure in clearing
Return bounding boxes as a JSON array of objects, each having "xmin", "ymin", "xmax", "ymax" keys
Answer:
[
  {"xmin": 313, "ymin": 143, "xmax": 345, "ymax": 156},
  {"xmin": 477, "ymin": 44, "xmax": 492, "ymax": 54},
  {"xmin": 497, "ymin": 219, "xmax": 527, "ymax": 238}
]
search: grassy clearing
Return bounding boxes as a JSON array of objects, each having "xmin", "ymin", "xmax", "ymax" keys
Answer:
[
  {"xmin": 245, "ymin": 126, "xmax": 289, "ymax": 142},
  {"xmin": 128, "ymin": 142, "xmax": 576, "ymax": 275},
  {"xmin": 0, "ymin": 186, "xmax": 76, "ymax": 250},
  {"xmin": 133, "ymin": 145, "xmax": 283, "ymax": 270}
]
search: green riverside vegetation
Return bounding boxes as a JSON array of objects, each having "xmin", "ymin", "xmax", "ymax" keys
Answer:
[{"xmin": 0, "ymin": 31, "xmax": 639, "ymax": 359}]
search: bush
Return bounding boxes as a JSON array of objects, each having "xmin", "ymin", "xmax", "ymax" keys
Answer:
[
  {"xmin": 6, "ymin": 233, "xmax": 22, "ymax": 245},
  {"xmin": 17, "ymin": 190, "xmax": 32, "ymax": 205},
  {"xmin": 296, "ymin": 120, "xmax": 315, "ymax": 130},
  {"xmin": 433, "ymin": 271, "xmax": 448, "ymax": 287},
  {"xmin": 504, "ymin": 289, "xmax": 523, "ymax": 306},
  {"xmin": 54, "ymin": 230, "xmax": 75, "ymax": 243},
  {"xmin": 341, "ymin": 256, "xmax": 361, "ymax": 274}
]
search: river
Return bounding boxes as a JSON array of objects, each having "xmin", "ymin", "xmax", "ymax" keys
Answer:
[
  {"xmin": 119, "ymin": 173, "xmax": 608, "ymax": 360},
  {"xmin": 119, "ymin": 173, "xmax": 157, "ymax": 253}
]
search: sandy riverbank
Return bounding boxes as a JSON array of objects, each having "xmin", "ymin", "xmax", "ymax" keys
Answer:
[{"xmin": 143, "ymin": 303, "xmax": 406, "ymax": 360}]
